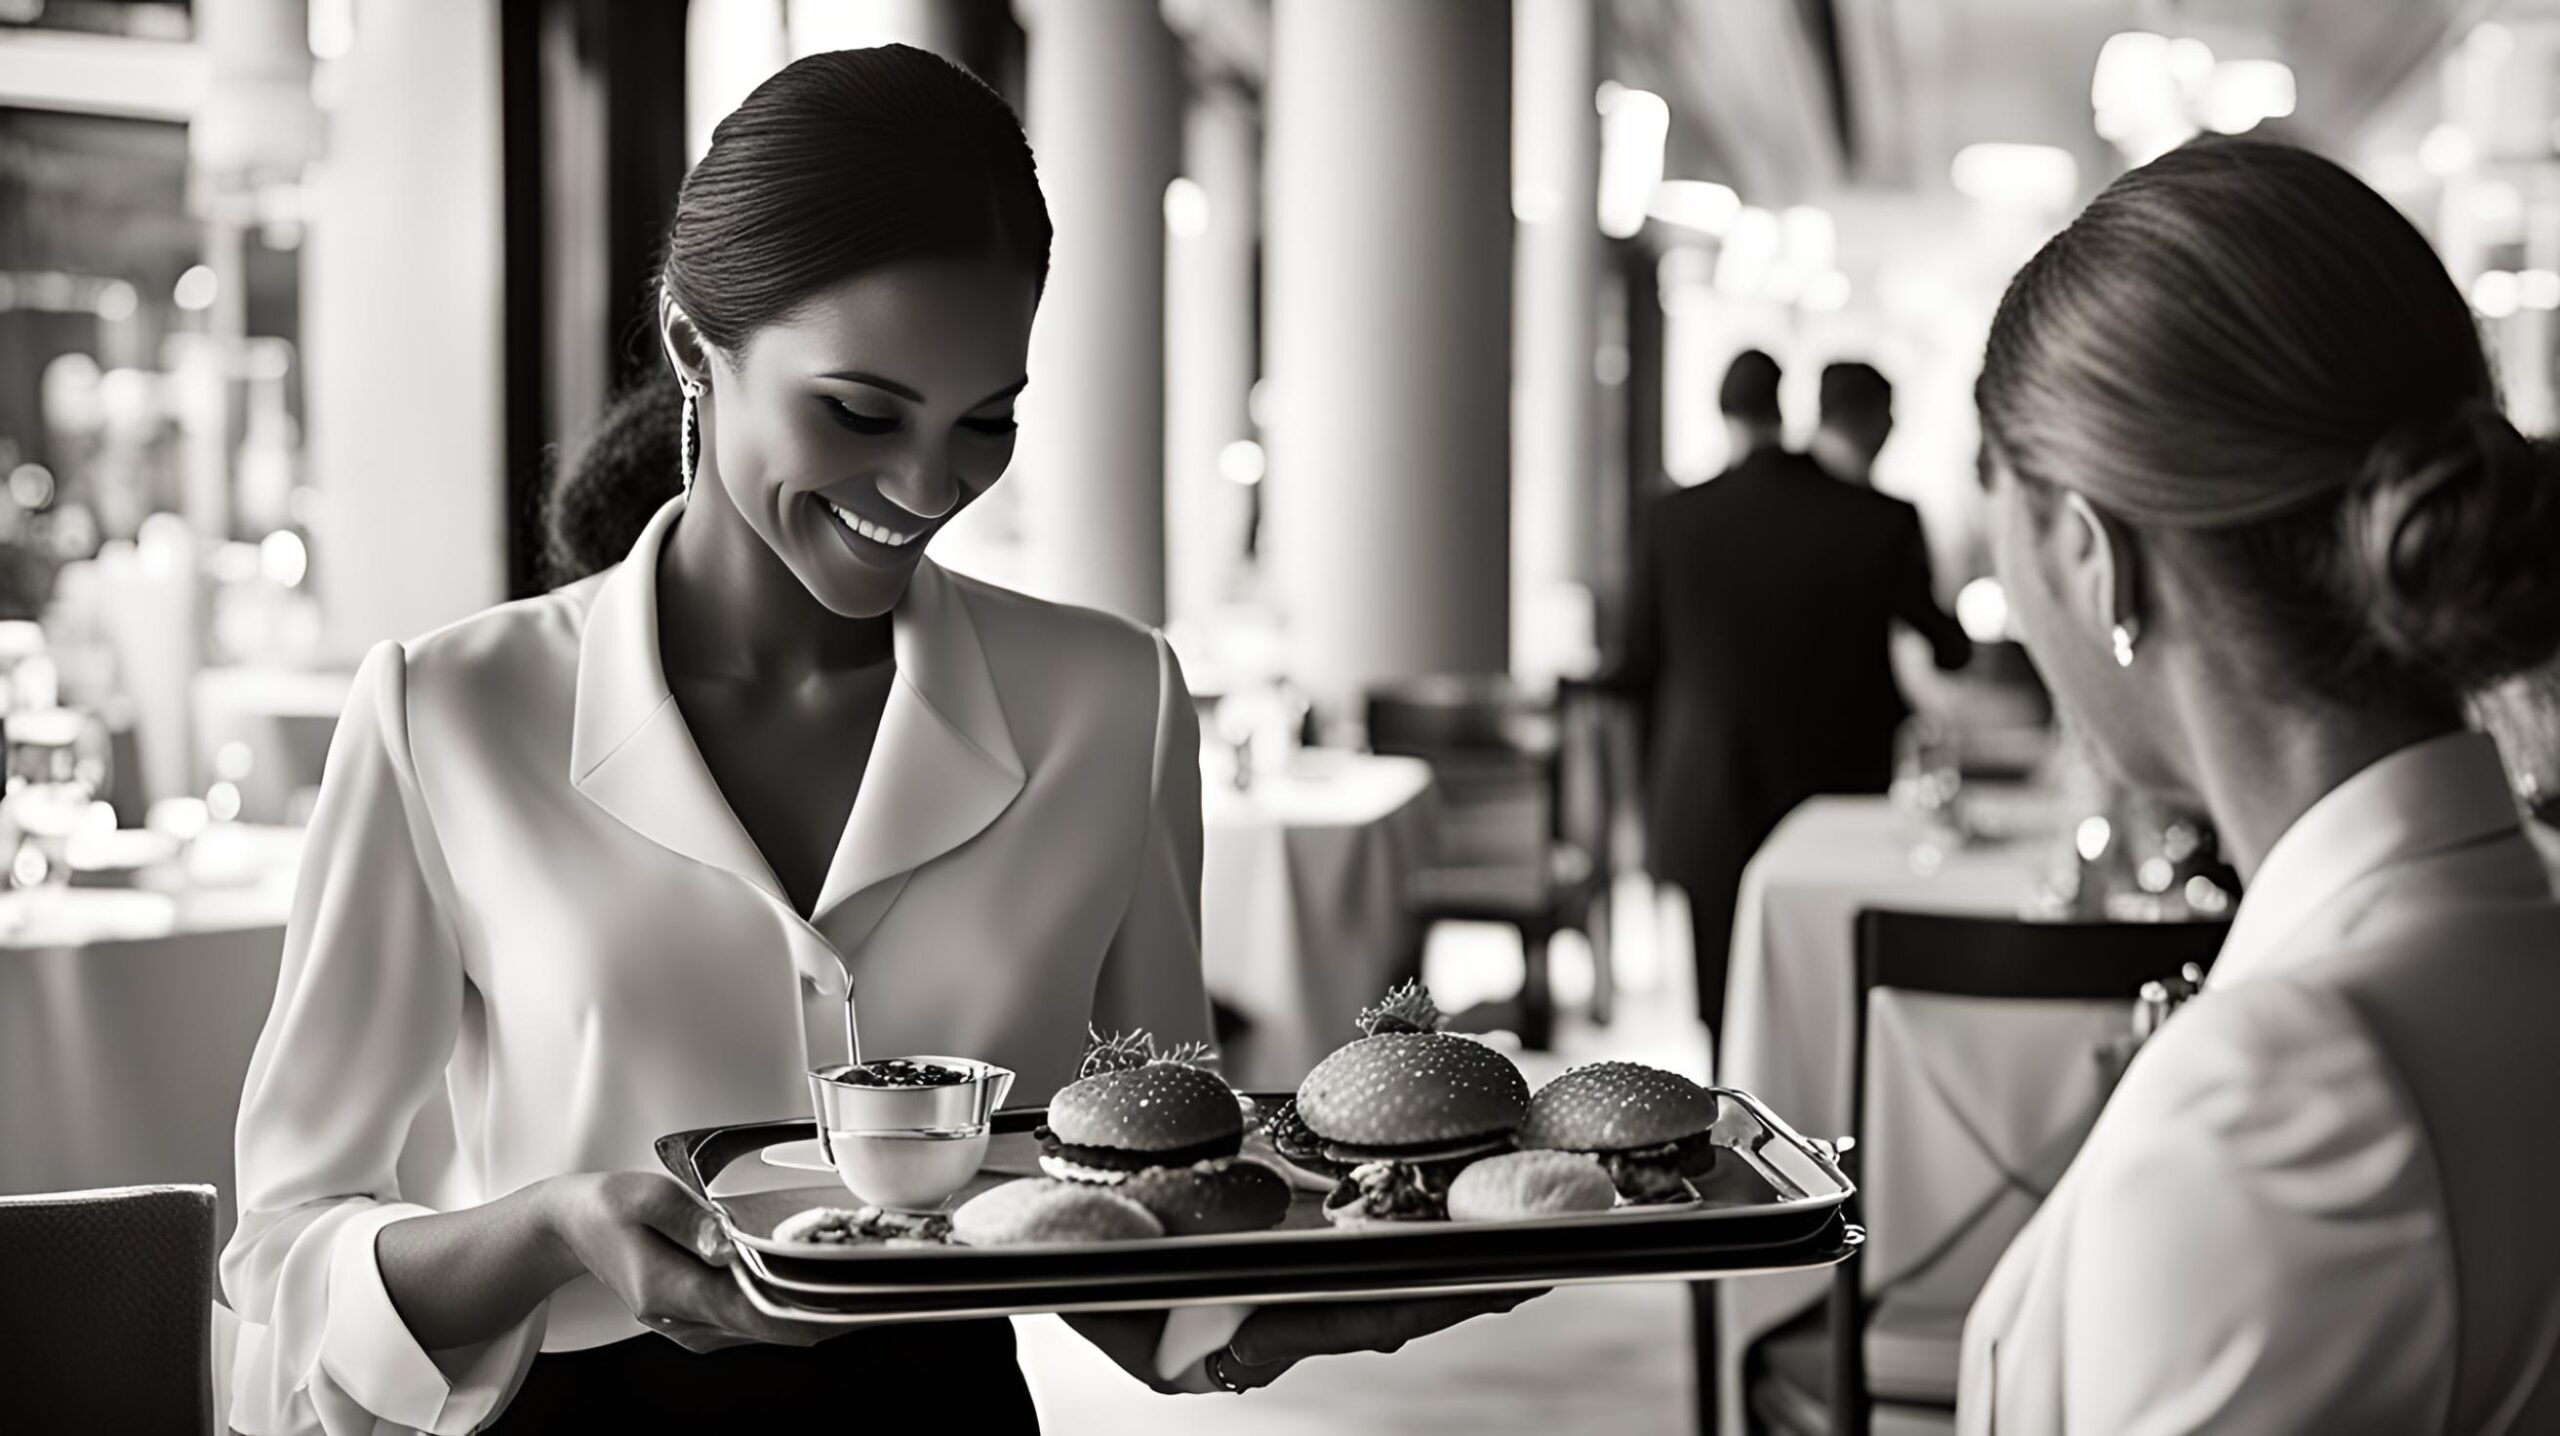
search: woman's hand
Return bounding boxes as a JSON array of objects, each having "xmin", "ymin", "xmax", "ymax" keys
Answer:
[
  {"xmin": 1212, "ymin": 1290, "xmax": 1547, "ymax": 1389},
  {"xmin": 540, "ymin": 1171, "xmax": 834, "ymax": 1353},
  {"xmin": 1064, "ymin": 1290, "xmax": 1546, "ymax": 1395}
]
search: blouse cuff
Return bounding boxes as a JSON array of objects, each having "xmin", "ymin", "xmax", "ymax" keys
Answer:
[{"xmin": 321, "ymin": 1204, "xmax": 547, "ymax": 1434}]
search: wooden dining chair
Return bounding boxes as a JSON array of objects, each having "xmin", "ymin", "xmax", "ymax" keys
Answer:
[
  {"xmin": 1364, "ymin": 674, "xmax": 1611, "ymax": 1049},
  {"xmin": 0, "ymin": 1183, "xmax": 219, "ymax": 1432},
  {"xmin": 1740, "ymin": 909, "xmax": 2229, "ymax": 1436}
]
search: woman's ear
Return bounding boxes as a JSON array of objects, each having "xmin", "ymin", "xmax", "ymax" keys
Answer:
[
  {"xmin": 2063, "ymin": 490, "xmax": 2145, "ymax": 660},
  {"xmin": 659, "ymin": 296, "xmax": 710, "ymax": 393}
]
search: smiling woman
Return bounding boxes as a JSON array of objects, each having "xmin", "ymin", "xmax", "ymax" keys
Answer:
[{"xmin": 218, "ymin": 46, "xmax": 1200, "ymax": 1436}]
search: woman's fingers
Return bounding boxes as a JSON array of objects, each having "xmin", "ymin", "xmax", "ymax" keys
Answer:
[
  {"xmin": 647, "ymin": 1243, "xmax": 830, "ymax": 1347},
  {"xmin": 643, "ymin": 1315, "xmax": 755, "ymax": 1354},
  {"xmin": 612, "ymin": 1172, "xmax": 733, "ymax": 1266}
]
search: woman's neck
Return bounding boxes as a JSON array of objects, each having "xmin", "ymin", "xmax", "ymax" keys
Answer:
[
  {"xmin": 2164, "ymin": 646, "xmax": 2460, "ymax": 883},
  {"xmin": 656, "ymin": 484, "xmax": 894, "ymax": 683}
]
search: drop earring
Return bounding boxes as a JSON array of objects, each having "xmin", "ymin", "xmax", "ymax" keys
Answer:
[
  {"xmin": 677, "ymin": 378, "xmax": 701, "ymax": 497},
  {"xmin": 2111, "ymin": 618, "xmax": 2141, "ymax": 669}
]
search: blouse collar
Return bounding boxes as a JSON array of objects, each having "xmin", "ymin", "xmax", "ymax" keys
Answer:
[
  {"xmin": 2210, "ymin": 730, "xmax": 2521, "ymax": 989},
  {"xmin": 567, "ymin": 498, "xmax": 1024, "ymax": 929}
]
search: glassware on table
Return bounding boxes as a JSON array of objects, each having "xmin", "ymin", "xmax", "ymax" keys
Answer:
[
  {"xmin": 1892, "ymin": 717, "xmax": 1968, "ymax": 867},
  {"xmin": 806, "ymin": 1057, "xmax": 1016, "ymax": 1213},
  {"xmin": 0, "ymin": 620, "xmax": 55, "ymax": 713},
  {"xmin": 3, "ymin": 705, "xmax": 112, "ymax": 910},
  {"xmin": 1212, "ymin": 679, "xmax": 1314, "ymax": 792},
  {"xmin": 1211, "ymin": 693, "xmax": 1256, "ymax": 791}
]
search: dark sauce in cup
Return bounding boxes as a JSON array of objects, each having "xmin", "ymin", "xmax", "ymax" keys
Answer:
[{"xmin": 835, "ymin": 1058, "xmax": 971, "ymax": 1089}]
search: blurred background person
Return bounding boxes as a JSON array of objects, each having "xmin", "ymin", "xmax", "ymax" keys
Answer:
[
  {"xmin": 1717, "ymin": 347, "xmax": 1786, "ymax": 467},
  {"xmin": 1616, "ymin": 349, "xmax": 1971, "ymax": 1044},
  {"xmin": 1809, "ymin": 360, "xmax": 1892, "ymax": 489}
]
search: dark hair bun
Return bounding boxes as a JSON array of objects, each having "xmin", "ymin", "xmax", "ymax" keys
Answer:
[
  {"xmin": 543, "ymin": 376, "xmax": 681, "ymax": 588},
  {"xmin": 2348, "ymin": 400, "xmax": 2560, "ymax": 692}
]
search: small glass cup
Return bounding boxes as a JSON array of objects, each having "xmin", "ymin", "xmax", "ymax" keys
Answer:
[{"xmin": 807, "ymin": 1056, "xmax": 1015, "ymax": 1213}]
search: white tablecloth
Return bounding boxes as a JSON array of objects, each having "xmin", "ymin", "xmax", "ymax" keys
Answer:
[
  {"xmin": 1200, "ymin": 749, "xmax": 1437, "ymax": 1088},
  {"xmin": 1715, "ymin": 794, "xmax": 2074, "ymax": 1432},
  {"xmin": 0, "ymin": 826, "xmax": 301, "ymax": 1248}
]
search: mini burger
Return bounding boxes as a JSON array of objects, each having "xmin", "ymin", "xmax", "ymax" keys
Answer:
[
  {"xmin": 1029, "ymin": 1029, "xmax": 1269, "ymax": 1218},
  {"xmin": 1117, "ymin": 1158, "xmax": 1294, "ymax": 1236},
  {"xmin": 1518, "ymin": 1061, "xmax": 1722, "ymax": 1206},
  {"xmin": 1293, "ymin": 983, "xmax": 1531, "ymax": 1225}
]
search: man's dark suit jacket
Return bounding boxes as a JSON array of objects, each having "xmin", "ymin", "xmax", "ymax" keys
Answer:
[{"xmin": 1618, "ymin": 445, "xmax": 1972, "ymax": 911}]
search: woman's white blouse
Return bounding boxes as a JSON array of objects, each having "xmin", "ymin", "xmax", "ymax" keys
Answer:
[
  {"xmin": 220, "ymin": 500, "xmax": 1211, "ymax": 1435},
  {"xmin": 1959, "ymin": 732, "xmax": 2560, "ymax": 1433}
]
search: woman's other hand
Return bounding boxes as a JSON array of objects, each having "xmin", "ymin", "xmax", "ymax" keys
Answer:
[
  {"xmin": 1065, "ymin": 1289, "xmax": 1543, "ymax": 1395},
  {"xmin": 1214, "ymin": 1290, "xmax": 1548, "ymax": 1391},
  {"xmin": 542, "ymin": 1171, "xmax": 833, "ymax": 1353}
]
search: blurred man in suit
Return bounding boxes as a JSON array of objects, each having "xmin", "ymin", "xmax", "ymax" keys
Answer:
[
  {"xmin": 1810, "ymin": 360, "xmax": 1893, "ymax": 487},
  {"xmin": 1616, "ymin": 352, "xmax": 1971, "ymax": 1041}
]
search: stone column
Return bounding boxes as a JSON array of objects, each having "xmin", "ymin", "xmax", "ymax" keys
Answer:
[
  {"xmin": 1511, "ymin": 0, "xmax": 1603, "ymax": 679},
  {"xmin": 1164, "ymin": 77, "xmax": 1261, "ymax": 627},
  {"xmin": 305, "ymin": 0, "xmax": 507, "ymax": 656},
  {"xmin": 1012, "ymin": 0, "xmax": 1181, "ymax": 625},
  {"xmin": 1263, "ymin": 0, "xmax": 1512, "ymax": 710}
]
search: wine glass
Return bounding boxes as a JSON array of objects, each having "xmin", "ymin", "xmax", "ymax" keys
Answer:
[
  {"xmin": 4, "ymin": 705, "xmax": 112, "ymax": 918},
  {"xmin": 1892, "ymin": 716, "xmax": 1966, "ymax": 866}
]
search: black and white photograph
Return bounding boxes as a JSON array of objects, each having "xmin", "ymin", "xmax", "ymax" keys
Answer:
[{"xmin": 4, "ymin": 1, "xmax": 2559, "ymax": 1432}]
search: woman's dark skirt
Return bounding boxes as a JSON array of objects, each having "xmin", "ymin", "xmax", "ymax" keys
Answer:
[{"xmin": 484, "ymin": 1319, "xmax": 1038, "ymax": 1431}]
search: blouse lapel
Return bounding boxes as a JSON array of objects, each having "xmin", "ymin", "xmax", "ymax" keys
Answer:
[
  {"xmin": 809, "ymin": 558, "xmax": 1024, "ymax": 922},
  {"xmin": 567, "ymin": 500, "xmax": 791, "ymax": 907},
  {"xmin": 566, "ymin": 499, "xmax": 1025, "ymax": 931}
]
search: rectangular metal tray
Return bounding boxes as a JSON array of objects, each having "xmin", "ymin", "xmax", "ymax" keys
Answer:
[{"xmin": 657, "ymin": 1087, "xmax": 1857, "ymax": 1324}]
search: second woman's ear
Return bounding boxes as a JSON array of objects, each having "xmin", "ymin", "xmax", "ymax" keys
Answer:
[{"xmin": 2062, "ymin": 490, "xmax": 2144, "ymax": 652}]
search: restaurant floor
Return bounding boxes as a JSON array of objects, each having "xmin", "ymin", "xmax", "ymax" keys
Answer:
[{"xmin": 1018, "ymin": 882, "xmax": 1710, "ymax": 1433}]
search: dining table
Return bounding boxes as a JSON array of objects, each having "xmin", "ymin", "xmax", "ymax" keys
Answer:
[
  {"xmin": 1198, "ymin": 746, "xmax": 1439, "ymax": 1088},
  {"xmin": 1713, "ymin": 789, "xmax": 2076, "ymax": 1435},
  {"xmin": 0, "ymin": 824, "xmax": 303, "ymax": 1248}
]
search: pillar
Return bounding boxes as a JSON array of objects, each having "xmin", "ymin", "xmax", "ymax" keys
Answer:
[
  {"xmin": 1512, "ymin": 0, "xmax": 1603, "ymax": 678},
  {"xmin": 306, "ymin": 0, "xmax": 507, "ymax": 655},
  {"xmin": 1013, "ymin": 0, "xmax": 1180, "ymax": 625},
  {"xmin": 1264, "ymin": 0, "xmax": 1512, "ymax": 710},
  {"xmin": 1164, "ymin": 76, "xmax": 1260, "ymax": 627}
]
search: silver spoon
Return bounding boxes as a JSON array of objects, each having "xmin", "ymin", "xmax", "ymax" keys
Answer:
[{"xmin": 842, "ymin": 982, "xmax": 863, "ymax": 1069}]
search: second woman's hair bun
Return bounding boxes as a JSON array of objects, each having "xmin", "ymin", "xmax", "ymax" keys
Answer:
[{"xmin": 2345, "ymin": 398, "xmax": 2560, "ymax": 693}]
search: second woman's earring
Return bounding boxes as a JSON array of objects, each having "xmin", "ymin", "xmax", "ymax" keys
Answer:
[
  {"xmin": 678, "ymin": 380, "xmax": 701, "ymax": 497},
  {"xmin": 2111, "ymin": 619, "xmax": 2141, "ymax": 669}
]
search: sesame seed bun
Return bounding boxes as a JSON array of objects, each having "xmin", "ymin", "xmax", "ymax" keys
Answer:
[
  {"xmin": 950, "ymin": 1179, "xmax": 1164, "ymax": 1246},
  {"xmin": 1445, "ymin": 1150, "xmax": 1620, "ymax": 1221},
  {"xmin": 1296, "ymin": 1032, "xmax": 1531, "ymax": 1150},
  {"xmin": 1518, "ymin": 1062, "xmax": 1720, "ymax": 1154},
  {"xmin": 1045, "ymin": 1062, "xmax": 1244, "ymax": 1156}
]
